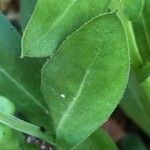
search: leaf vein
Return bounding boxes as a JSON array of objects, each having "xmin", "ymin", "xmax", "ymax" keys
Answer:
[
  {"xmin": 0, "ymin": 66, "xmax": 49, "ymax": 114},
  {"xmin": 56, "ymin": 53, "xmax": 99, "ymax": 132},
  {"xmin": 56, "ymin": 68, "xmax": 90, "ymax": 132},
  {"xmin": 49, "ymin": 0, "xmax": 78, "ymax": 31}
]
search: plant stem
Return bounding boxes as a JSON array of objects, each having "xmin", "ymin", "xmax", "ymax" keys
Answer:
[{"xmin": 0, "ymin": 110, "xmax": 56, "ymax": 146}]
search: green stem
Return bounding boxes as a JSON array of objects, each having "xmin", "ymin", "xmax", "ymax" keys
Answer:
[
  {"xmin": 123, "ymin": 20, "xmax": 143, "ymax": 72},
  {"xmin": 141, "ymin": 14, "xmax": 150, "ymax": 51},
  {"xmin": 110, "ymin": 0, "xmax": 143, "ymax": 72},
  {"xmin": 0, "ymin": 110, "xmax": 55, "ymax": 146}
]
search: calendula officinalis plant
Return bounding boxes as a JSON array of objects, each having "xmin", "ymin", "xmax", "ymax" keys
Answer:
[{"xmin": 0, "ymin": 0, "xmax": 150, "ymax": 149}]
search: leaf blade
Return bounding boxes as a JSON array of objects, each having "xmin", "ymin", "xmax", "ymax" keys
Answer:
[
  {"xmin": 22, "ymin": 0, "xmax": 112, "ymax": 57},
  {"xmin": 42, "ymin": 13, "xmax": 129, "ymax": 149}
]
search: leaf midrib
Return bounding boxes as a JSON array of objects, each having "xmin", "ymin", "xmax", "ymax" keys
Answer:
[
  {"xmin": 26, "ymin": 0, "xmax": 79, "ymax": 54},
  {"xmin": 37, "ymin": 0, "xmax": 78, "ymax": 39},
  {"xmin": 0, "ymin": 66, "xmax": 49, "ymax": 114},
  {"xmin": 49, "ymin": 0, "xmax": 78, "ymax": 31},
  {"xmin": 56, "ymin": 68, "xmax": 90, "ymax": 132},
  {"xmin": 56, "ymin": 53, "xmax": 99, "ymax": 133}
]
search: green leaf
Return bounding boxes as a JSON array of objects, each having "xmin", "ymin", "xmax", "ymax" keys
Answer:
[
  {"xmin": 142, "ymin": 0, "xmax": 150, "ymax": 41},
  {"xmin": 74, "ymin": 128, "xmax": 117, "ymax": 150},
  {"xmin": 139, "ymin": 62, "xmax": 150, "ymax": 81},
  {"xmin": 122, "ymin": 133, "xmax": 147, "ymax": 150},
  {"xmin": 0, "ymin": 129, "xmax": 37, "ymax": 150},
  {"xmin": 139, "ymin": 76, "xmax": 150, "ymax": 116},
  {"xmin": 0, "ymin": 13, "xmax": 55, "ymax": 143},
  {"xmin": 42, "ymin": 13, "xmax": 129, "ymax": 149},
  {"xmin": 112, "ymin": 0, "xmax": 150, "ymax": 136},
  {"xmin": 121, "ymin": 74, "xmax": 150, "ymax": 136},
  {"xmin": 122, "ymin": 0, "xmax": 144, "ymax": 21},
  {"xmin": 20, "ymin": 0, "xmax": 37, "ymax": 30},
  {"xmin": 0, "ymin": 96, "xmax": 15, "ymax": 115},
  {"xmin": 133, "ymin": 17, "xmax": 150, "ymax": 62},
  {"xmin": 132, "ymin": 0, "xmax": 150, "ymax": 62},
  {"xmin": 121, "ymin": 64, "xmax": 150, "ymax": 136},
  {"xmin": 22, "ymin": 0, "xmax": 112, "ymax": 57},
  {"xmin": 110, "ymin": 0, "xmax": 143, "ymax": 71}
]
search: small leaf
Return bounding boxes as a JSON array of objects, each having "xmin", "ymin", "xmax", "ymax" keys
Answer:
[
  {"xmin": 22, "ymin": 0, "xmax": 112, "ymax": 57},
  {"xmin": 42, "ymin": 13, "xmax": 129, "ymax": 149},
  {"xmin": 123, "ymin": 0, "xmax": 144, "ymax": 21},
  {"xmin": 0, "ymin": 13, "xmax": 55, "ymax": 142},
  {"xmin": 74, "ymin": 128, "xmax": 117, "ymax": 150}
]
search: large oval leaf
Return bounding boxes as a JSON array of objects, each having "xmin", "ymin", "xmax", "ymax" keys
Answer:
[
  {"xmin": 22, "ymin": 0, "xmax": 112, "ymax": 57},
  {"xmin": 42, "ymin": 13, "xmax": 129, "ymax": 149},
  {"xmin": 0, "ymin": 14, "xmax": 54, "ymax": 143}
]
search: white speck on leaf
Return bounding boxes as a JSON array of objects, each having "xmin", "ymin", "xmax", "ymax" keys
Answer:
[{"xmin": 60, "ymin": 94, "xmax": 65, "ymax": 98}]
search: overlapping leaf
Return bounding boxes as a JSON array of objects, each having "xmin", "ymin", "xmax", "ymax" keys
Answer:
[
  {"xmin": 22, "ymin": 0, "xmax": 112, "ymax": 57},
  {"xmin": 42, "ymin": 13, "xmax": 129, "ymax": 149}
]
